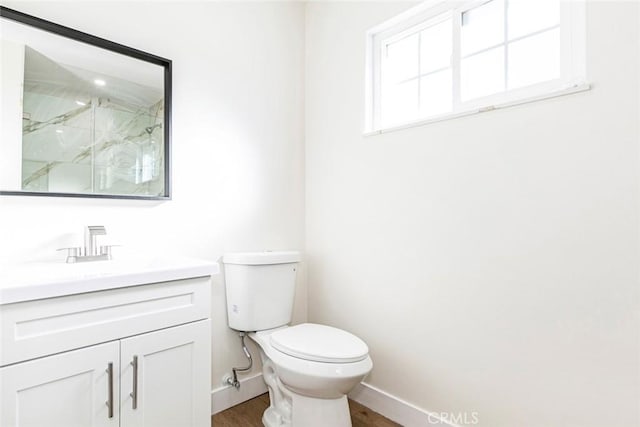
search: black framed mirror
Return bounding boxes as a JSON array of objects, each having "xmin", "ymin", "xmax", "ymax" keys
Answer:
[{"xmin": 0, "ymin": 7, "xmax": 171, "ymax": 200}]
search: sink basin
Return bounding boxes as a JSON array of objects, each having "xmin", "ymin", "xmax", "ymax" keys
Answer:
[{"xmin": 0, "ymin": 256, "xmax": 219, "ymax": 304}]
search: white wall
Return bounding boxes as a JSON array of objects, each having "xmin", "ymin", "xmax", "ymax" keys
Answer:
[
  {"xmin": 0, "ymin": 0, "xmax": 306, "ymax": 394},
  {"xmin": 305, "ymin": 2, "xmax": 639, "ymax": 427}
]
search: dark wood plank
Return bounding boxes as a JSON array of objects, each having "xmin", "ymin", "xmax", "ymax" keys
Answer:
[
  {"xmin": 212, "ymin": 393, "xmax": 401, "ymax": 426},
  {"xmin": 349, "ymin": 399, "xmax": 401, "ymax": 427},
  {"xmin": 211, "ymin": 394, "xmax": 267, "ymax": 427}
]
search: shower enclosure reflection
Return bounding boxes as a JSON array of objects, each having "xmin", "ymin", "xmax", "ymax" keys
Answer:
[
  {"xmin": 0, "ymin": 7, "xmax": 171, "ymax": 199},
  {"xmin": 21, "ymin": 47, "xmax": 165, "ymax": 195}
]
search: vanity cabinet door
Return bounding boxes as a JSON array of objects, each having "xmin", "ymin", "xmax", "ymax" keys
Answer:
[
  {"xmin": 120, "ymin": 320, "xmax": 211, "ymax": 427},
  {"xmin": 0, "ymin": 341, "xmax": 120, "ymax": 427}
]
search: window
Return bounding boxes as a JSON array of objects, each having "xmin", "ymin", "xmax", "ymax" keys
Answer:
[{"xmin": 366, "ymin": 0, "xmax": 587, "ymax": 133}]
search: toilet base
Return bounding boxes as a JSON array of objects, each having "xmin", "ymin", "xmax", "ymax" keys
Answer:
[
  {"xmin": 262, "ymin": 390, "xmax": 352, "ymax": 427},
  {"xmin": 261, "ymin": 358, "xmax": 353, "ymax": 427}
]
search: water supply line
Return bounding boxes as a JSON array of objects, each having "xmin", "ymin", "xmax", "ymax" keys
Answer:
[{"xmin": 225, "ymin": 332, "xmax": 253, "ymax": 390}]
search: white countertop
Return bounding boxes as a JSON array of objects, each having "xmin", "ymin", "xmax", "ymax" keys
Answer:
[{"xmin": 0, "ymin": 256, "xmax": 219, "ymax": 304}]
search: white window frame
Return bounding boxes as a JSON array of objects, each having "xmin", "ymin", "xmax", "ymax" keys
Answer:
[{"xmin": 365, "ymin": 0, "xmax": 589, "ymax": 134}]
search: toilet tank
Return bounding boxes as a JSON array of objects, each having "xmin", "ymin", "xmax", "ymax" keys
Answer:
[{"xmin": 223, "ymin": 251, "xmax": 301, "ymax": 332}]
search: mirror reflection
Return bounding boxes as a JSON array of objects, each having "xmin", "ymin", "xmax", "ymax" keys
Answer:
[{"xmin": 0, "ymin": 9, "xmax": 170, "ymax": 198}]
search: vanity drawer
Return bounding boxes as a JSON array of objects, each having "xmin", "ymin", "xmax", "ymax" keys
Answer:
[{"xmin": 0, "ymin": 276, "xmax": 211, "ymax": 366}]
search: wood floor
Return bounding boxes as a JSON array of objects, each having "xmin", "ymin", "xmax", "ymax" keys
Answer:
[{"xmin": 212, "ymin": 393, "xmax": 401, "ymax": 427}]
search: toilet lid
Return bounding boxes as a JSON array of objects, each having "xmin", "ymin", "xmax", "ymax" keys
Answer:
[{"xmin": 270, "ymin": 323, "xmax": 369, "ymax": 363}]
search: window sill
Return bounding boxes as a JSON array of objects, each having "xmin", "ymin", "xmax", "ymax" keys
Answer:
[{"xmin": 363, "ymin": 82, "xmax": 591, "ymax": 137}]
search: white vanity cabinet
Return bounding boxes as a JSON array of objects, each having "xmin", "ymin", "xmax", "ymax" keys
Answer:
[
  {"xmin": 120, "ymin": 320, "xmax": 210, "ymax": 427},
  {"xmin": 0, "ymin": 269, "xmax": 214, "ymax": 427},
  {"xmin": 1, "ymin": 340, "xmax": 121, "ymax": 427}
]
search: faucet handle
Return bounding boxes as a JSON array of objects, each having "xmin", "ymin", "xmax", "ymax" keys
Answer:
[
  {"xmin": 57, "ymin": 247, "xmax": 81, "ymax": 254},
  {"xmin": 99, "ymin": 245, "xmax": 120, "ymax": 259},
  {"xmin": 57, "ymin": 247, "xmax": 82, "ymax": 263}
]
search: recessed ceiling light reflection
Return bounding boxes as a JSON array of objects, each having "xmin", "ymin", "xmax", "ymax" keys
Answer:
[
  {"xmin": 56, "ymin": 129, "xmax": 63, "ymax": 134},
  {"xmin": 75, "ymin": 100, "xmax": 87, "ymax": 106},
  {"xmin": 94, "ymin": 79, "xmax": 106, "ymax": 86}
]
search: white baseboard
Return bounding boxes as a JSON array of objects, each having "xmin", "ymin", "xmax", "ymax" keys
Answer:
[
  {"xmin": 349, "ymin": 382, "xmax": 457, "ymax": 427},
  {"xmin": 211, "ymin": 373, "xmax": 268, "ymax": 415}
]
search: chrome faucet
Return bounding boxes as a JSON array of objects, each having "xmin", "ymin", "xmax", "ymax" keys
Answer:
[
  {"xmin": 57, "ymin": 225, "xmax": 117, "ymax": 263},
  {"xmin": 85, "ymin": 225, "xmax": 106, "ymax": 256}
]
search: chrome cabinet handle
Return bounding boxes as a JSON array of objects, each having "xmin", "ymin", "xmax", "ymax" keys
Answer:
[
  {"xmin": 106, "ymin": 362, "xmax": 114, "ymax": 418},
  {"xmin": 130, "ymin": 355, "xmax": 138, "ymax": 410}
]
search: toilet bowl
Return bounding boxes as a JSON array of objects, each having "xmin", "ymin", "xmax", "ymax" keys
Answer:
[
  {"xmin": 250, "ymin": 324, "xmax": 372, "ymax": 427},
  {"xmin": 252, "ymin": 324, "xmax": 372, "ymax": 397},
  {"xmin": 223, "ymin": 251, "xmax": 373, "ymax": 427}
]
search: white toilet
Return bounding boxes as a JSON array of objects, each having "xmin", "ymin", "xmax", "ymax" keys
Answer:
[{"xmin": 223, "ymin": 251, "xmax": 372, "ymax": 427}]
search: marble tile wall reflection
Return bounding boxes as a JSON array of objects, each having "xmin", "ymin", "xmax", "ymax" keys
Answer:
[{"xmin": 21, "ymin": 46, "xmax": 165, "ymax": 196}]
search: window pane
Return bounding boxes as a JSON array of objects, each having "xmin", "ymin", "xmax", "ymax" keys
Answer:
[
  {"xmin": 461, "ymin": 0, "xmax": 505, "ymax": 56},
  {"xmin": 461, "ymin": 46, "xmax": 505, "ymax": 101},
  {"xmin": 383, "ymin": 33, "xmax": 419, "ymax": 84},
  {"xmin": 508, "ymin": 28, "xmax": 560, "ymax": 89},
  {"xmin": 381, "ymin": 79, "xmax": 419, "ymax": 127},
  {"xmin": 508, "ymin": 0, "xmax": 560, "ymax": 40},
  {"xmin": 420, "ymin": 18, "xmax": 452, "ymax": 74},
  {"xmin": 420, "ymin": 70, "xmax": 452, "ymax": 117}
]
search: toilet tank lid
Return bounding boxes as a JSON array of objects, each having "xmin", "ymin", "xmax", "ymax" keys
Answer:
[{"xmin": 223, "ymin": 251, "xmax": 301, "ymax": 265}]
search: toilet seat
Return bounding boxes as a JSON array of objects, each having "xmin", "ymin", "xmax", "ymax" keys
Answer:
[
  {"xmin": 250, "ymin": 325, "xmax": 373, "ymax": 400},
  {"xmin": 270, "ymin": 323, "xmax": 368, "ymax": 363}
]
